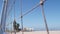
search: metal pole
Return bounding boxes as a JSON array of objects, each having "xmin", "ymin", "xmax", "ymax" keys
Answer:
[
  {"xmin": 41, "ymin": 5, "xmax": 49, "ymax": 34},
  {"xmin": 40, "ymin": 0, "xmax": 49, "ymax": 34}
]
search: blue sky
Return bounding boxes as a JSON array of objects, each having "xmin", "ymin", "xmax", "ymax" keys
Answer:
[{"xmin": 0, "ymin": 0, "xmax": 60, "ymax": 30}]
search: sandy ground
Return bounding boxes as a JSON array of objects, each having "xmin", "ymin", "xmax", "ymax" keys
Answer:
[{"xmin": 7, "ymin": 31, "xmax": 60, "ymax": 34}]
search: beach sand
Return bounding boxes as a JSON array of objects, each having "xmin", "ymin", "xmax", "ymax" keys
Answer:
[{"xmin": 7, "ymin": 31, "xmax": 60, "ymax": 34}]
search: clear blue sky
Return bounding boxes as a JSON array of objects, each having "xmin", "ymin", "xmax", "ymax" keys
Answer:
[{"xmin": 0, "ymin": 0, "xmax": 60, "ymax": 30}]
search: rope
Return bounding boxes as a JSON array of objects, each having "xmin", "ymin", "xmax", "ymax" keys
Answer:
[
  {"xmin": 14, "ymin": 0, "xmax": 16, "ymax": 34},
  {"xmin": 7, "ymin": 0, "xmax": 16, "ymax": 18},
  {"xmin": 13, "ymin": 0, "xmax": 16, "ymax": 19},
  {"xmin": 20, "ymin": 0, "xmax": 24, "ymax": 34},
  {"xmin": 6, "ymin": 1, "xmax": 40, "ymax": 29},
  {"xmin": 6, "ymin": 0, "xmax": 16, "ymax": 27},
  {"xmin": 6, "ymin": 1, "xmax": 49, "ymax": 34},
  {"xmin": 23, "ymin": 3, "xmax": 40, "ymax": 16},
  {"xmin": 6, "ymin": 0, "xmax": 16, "ymax": 26},
  {"xmin": 5, "ymin": 0, "xmax": 16, "ymax": 34},
  {"xmin": 18, "ymin": 3, "xmax": 40, "ymax": 19}
]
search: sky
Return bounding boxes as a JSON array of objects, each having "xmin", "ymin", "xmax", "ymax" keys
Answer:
[{"xmin": 0, "ymin": 0, "xmax": 60, "ymax": 30}]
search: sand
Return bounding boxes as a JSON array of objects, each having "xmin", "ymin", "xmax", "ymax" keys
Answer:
[{"xmin": 7, "ymin": 31, "xmax": 60, "ymax": 34}]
